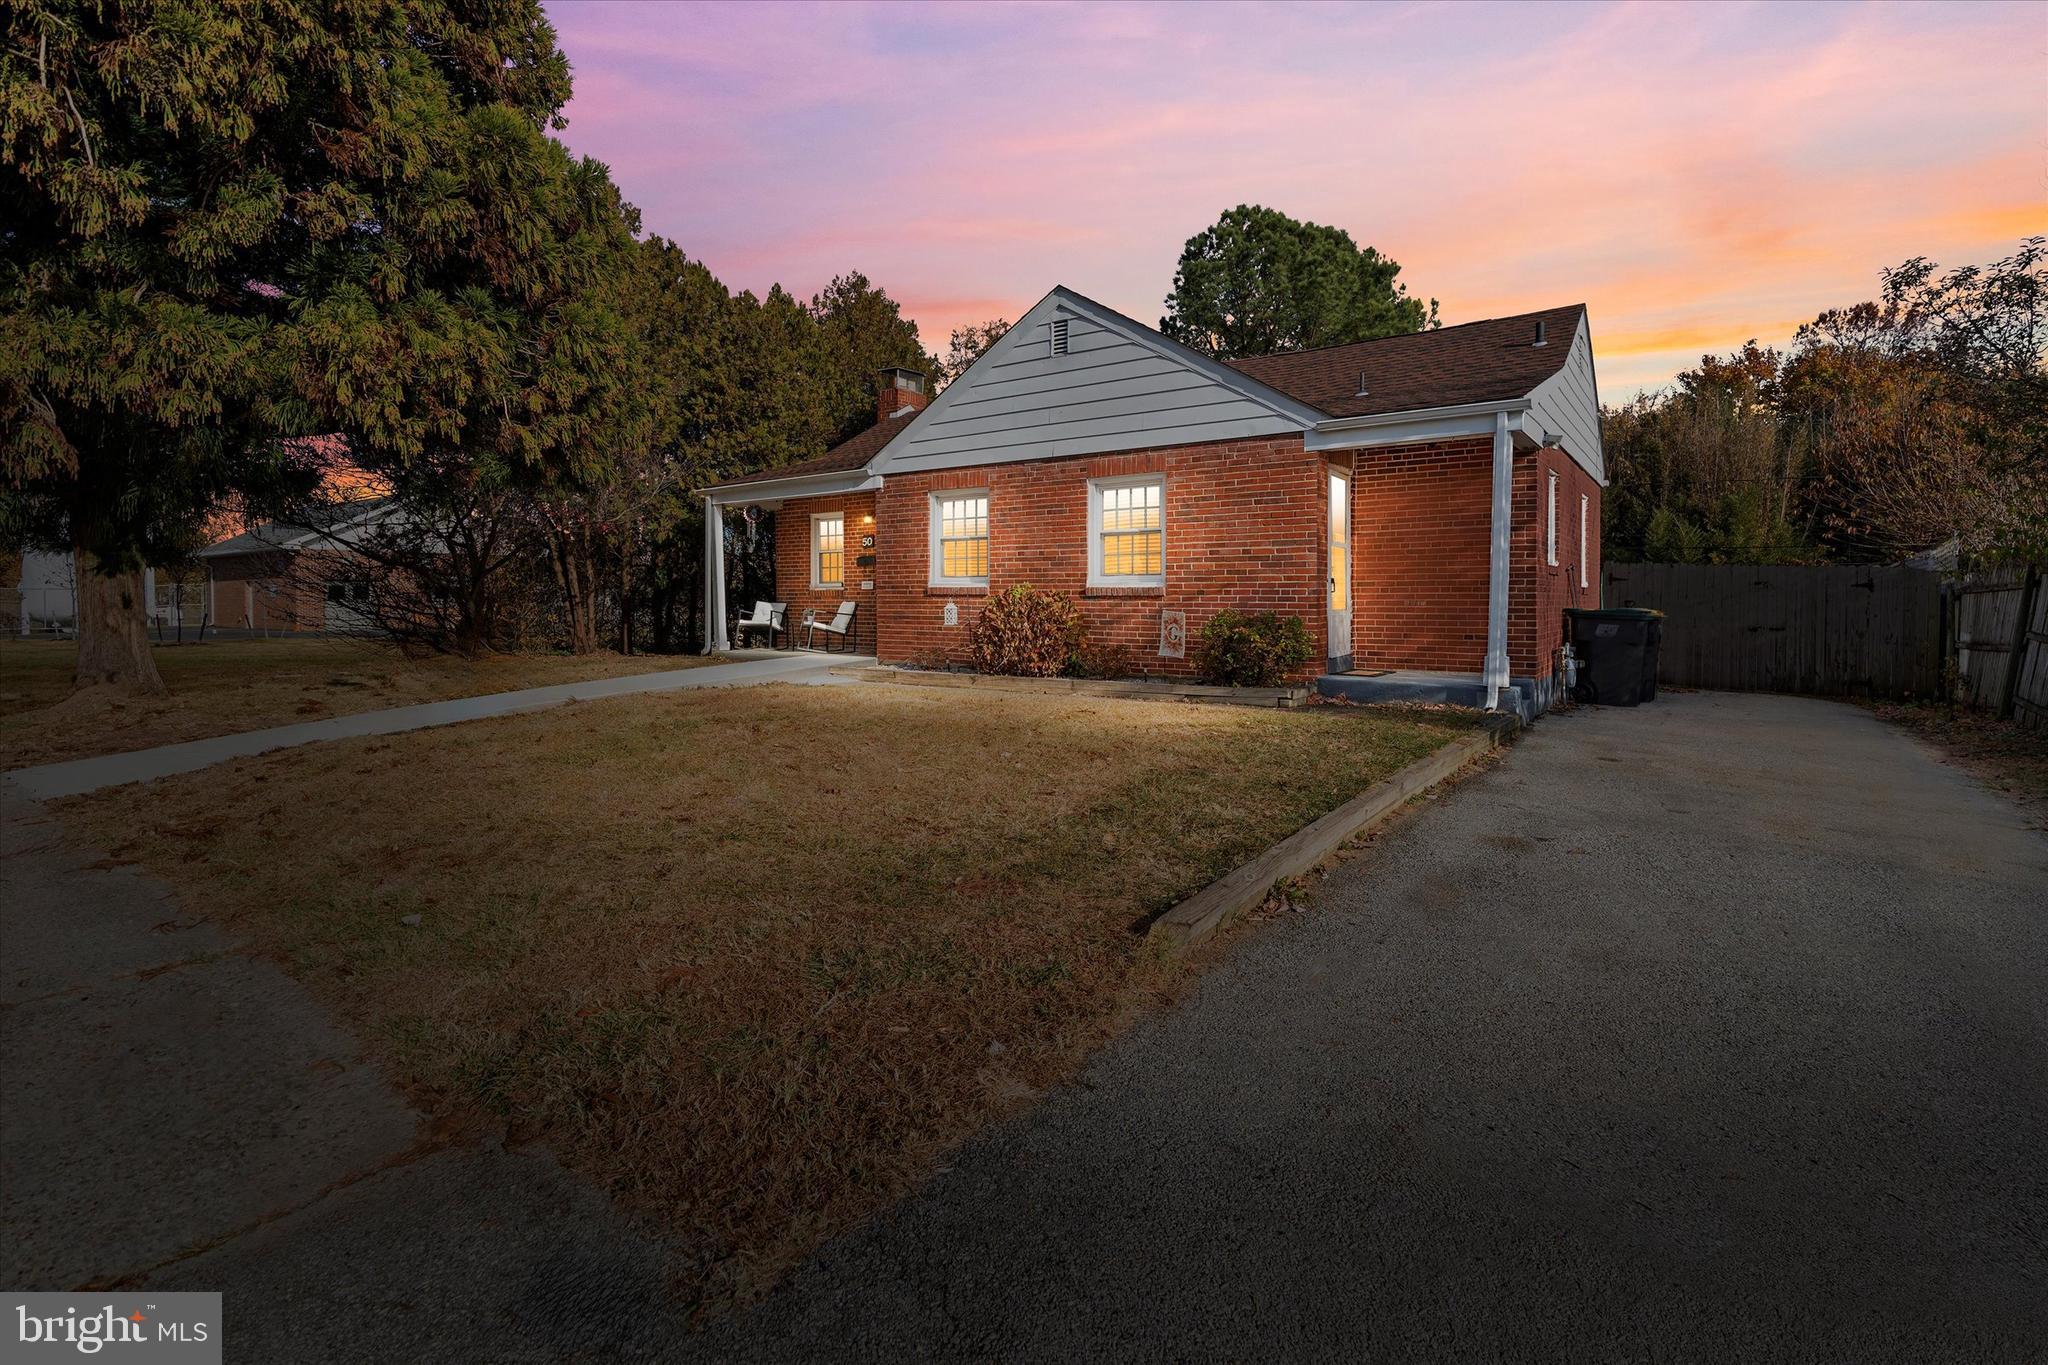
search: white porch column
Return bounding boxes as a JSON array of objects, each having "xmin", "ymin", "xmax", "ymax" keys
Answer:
[
  {"xmin": 1483, "ymin": 410, "xmax": 1514, "ymax": 711},
  {"xmin": 702, "ymin": 496, "xmax": 729, "ymax": 654}
]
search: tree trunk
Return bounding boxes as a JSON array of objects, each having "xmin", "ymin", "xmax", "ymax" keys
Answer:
[{"xmin": 73, "ymin": 547, "xmax": 166, "ymax": 694}]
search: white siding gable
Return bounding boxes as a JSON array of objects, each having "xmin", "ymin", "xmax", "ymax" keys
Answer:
[
  {"xmin": 1524, "ymin": 312, "xmax": 1605, "ymax": 484},
  {"xmin": 871, "ymin": 289, "xmax": 1317, "ymax": 476}
]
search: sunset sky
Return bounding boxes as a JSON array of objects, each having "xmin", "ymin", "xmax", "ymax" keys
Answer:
[{"xmin": 546, "ymin": 0, "xmax": 2045, "ymax": 396}]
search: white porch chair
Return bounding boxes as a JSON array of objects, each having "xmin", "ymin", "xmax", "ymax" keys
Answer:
[
  {"xmin": 733, "ymin": 600, "xmax": 787, "ymax": 649},
  {"xmin": 805, "ymin": 601, "xmax": 858, "ymax": 653}
]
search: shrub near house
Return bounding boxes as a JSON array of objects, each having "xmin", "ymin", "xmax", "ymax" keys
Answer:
[
  {"xmin": 967, "ymin": 585, "xmax": 1083, "ymax": 677},
  {"xmin": 1195, "ymin": 611, "xmax": 1315, "ymax": 687}
]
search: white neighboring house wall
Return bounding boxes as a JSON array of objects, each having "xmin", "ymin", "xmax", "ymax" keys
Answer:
[{"xmin": 16, "ymin": 550, "xmax": 76, "ymax": 632}]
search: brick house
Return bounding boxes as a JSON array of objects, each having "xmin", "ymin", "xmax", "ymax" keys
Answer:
[
  {"xmin": 702, "ymin": 287, "xmax": 1603, "ymax": 718},
  {"xmin": 193, "ymin": 497, "xmax": 395, "ymax": 633}
]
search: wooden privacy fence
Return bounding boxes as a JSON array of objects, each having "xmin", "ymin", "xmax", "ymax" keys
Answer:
[
  {"xmin": 1602, "ymin": 563, "xmax": 1946, "ymax": 700},
  {"xmin": 1954, "ymin": 565, "xmax": 2047, "ymax": 731}
]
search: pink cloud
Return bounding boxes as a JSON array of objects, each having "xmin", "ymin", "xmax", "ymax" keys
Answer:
[{"xmin": 547, "ymin": 0, "xmax": 2046, "ymax": 396}]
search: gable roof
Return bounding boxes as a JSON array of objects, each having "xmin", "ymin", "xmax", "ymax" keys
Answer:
[
  {"xmin": 703, "ymin": 410, "xmax": 915, "ymax": 493},
  {"xmin": 1224, "ymin": 304, "xmax": 1588, "ymax": 419},
  {"xmin": 198, "ymin": 496, "xmax": 397, "ymax": 558}
]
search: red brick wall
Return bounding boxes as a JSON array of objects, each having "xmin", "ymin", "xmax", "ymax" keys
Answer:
[
  {"xmin": 872, "ymin": 435, "xmax": 1328, "ymax": 681},
  {"xmin": 1344, "ymin": 437, "xmax": 1603, "ymax": 678},
  {"xmin": 207, "ymin": 552, "xmax": 325, "ymax": 631},
  {"xmin": 1346, "ymin": 437, "xmax": 1495, "ymax": 672},
  {"xmin": 769, "ymin": 492, "xmax": 879, "ymax": 653},
  {"xmin": 1510, "ymin": 450, "xmax": 1603, "ymax": 679},
  {"xmin": 758, "ymin": 431, "xmax": 1603, "ymax": 685}
]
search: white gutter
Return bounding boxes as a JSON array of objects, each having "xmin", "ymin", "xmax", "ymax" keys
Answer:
[
  {"xmin": 698, "ymin": 470, "xmax": 882, "ymax": 503},
  {"xmin": 1484, "ymin": 410, "xmax": 1513, "ymax": 712},
  {"xmin": 1313, "ymin": 396, "xmax": 1539, "ymax": 435}
]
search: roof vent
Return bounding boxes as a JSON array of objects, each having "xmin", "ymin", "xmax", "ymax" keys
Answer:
[
  {"xmin": 1050, "ymin": 318, "xmax": 1070, "ymax": 356},
  {"xmin": 1532, "ymin": 320, "xmax": 1548, "ymax": 347},
  {"xmin": 1354, "ymin": 370, "xmax": 1369, "ymax": 397}
]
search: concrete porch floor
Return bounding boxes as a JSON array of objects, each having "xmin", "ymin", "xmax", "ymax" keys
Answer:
[{"xmin": 1316, "ymin": 669, "xmax": 1532, "ymax": 719}]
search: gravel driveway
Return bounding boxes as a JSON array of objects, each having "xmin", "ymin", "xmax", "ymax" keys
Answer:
[{"xmin": 690, "ymin": 691, "xmax": 2048, "ymax": 1362}]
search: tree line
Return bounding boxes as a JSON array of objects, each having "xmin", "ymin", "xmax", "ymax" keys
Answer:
[
  {"xmin": 1602, "ymin": 238, "xmax": 2044, "ymax": 569},
  {"xmin": 2, "ymin": 2, "xmax": 935, "ymax": 689}
]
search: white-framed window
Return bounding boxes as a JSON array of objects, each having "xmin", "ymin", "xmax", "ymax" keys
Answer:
[
  {"xmin": 1545, "ymin": 470, "xmax": 1559, "ymax": 567},
  {"xmin": 811, "ymin": 512, "xmax": 844, "ymax": 589},
  {"xmin": 1578, "ymin": 494, "xmax": 1590, "ymax": 589},
  {"xmin": 1088, "ymin": 475, "xmax": 1165, "ymax": 588},
  {"xmin": 929, "ymin": 490, "xmax": 989, "ymax": 586}
]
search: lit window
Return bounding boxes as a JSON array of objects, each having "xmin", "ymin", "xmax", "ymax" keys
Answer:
[
  {"xmin": 1089, "ymin": 476, "xmax": 1164, "ymax": 587},
  {"xmin": 812, "ymin": 513, "xmax": 844, "ymax": 589},
  {"xmin": 929, "ymin": 491, "xmax": 989, "ymax": 586},
  {"xmin": 1545, "ymin": 471, "xmax": 1559, "ymax": 567},
  {"xmin": 1579, "ymin": 494, "xmax": 1590, "ymax": 589}
]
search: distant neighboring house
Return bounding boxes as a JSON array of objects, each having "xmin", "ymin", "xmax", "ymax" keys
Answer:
[
  {"xmin": 195, "ymin": 497, "xmax": 397, "ymax": 633},
  {"xmin": 9, "ymin": 549, "xmax": 76, "ymax": 633},
  {"xmin": 700, "ymin": 285, "xmax": 1604, "ymax": 718}
]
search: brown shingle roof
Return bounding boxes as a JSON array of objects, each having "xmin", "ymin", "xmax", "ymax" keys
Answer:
[
  {"xmin": 1225, "ymin": 304, "xmax": 1587, "ymax": 419},
  {"xmin": 704, "ymin": 410, "xmax": 917, "ymax": 492}
]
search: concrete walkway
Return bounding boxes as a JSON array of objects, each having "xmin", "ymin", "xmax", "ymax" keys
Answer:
[
  {"xmin": 3, "ymin": 650, "xmax": 866, "ymax": 800},
  {"xmin": 0, "ymin": 793, "xmax": 693, "ymax": 1356},
  {"xmin": 685, "ymin": 692, "xmax": 2048, "ymax": 1362}
]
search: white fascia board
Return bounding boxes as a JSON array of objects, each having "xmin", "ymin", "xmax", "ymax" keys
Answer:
[
  {"xmin": 1305, "ymin": 401, "xmax": 1538, "ymax": 452},
  {"xmin": 701, "ymin": 470, "xmax": 882, "ymax": 507}
]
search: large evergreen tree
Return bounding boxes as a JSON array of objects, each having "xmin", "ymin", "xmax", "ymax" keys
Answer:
[
  {"xmin": 807, "ymin": 272, "xmax": 939, "ymax": 443},
  {"xmin": 1160, "ymin": 204, "xmax": 1438, "ymax": 359},
  {"xmin": 0, "ymin": 0, "xmax": 615, "ymax": 689}
]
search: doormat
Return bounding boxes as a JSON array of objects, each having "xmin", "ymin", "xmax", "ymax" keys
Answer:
[{"xmin": 1336, "ymin": 668, "xmax": 1392, "ymax": 677}]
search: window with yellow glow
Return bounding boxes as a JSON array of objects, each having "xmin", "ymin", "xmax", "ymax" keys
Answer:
[
  {"xmin": 812, "ymin": 514, "xmax": 844, "ymax": 588},
  {"xmin": 931, "ymin": 493, "xmax": 989, "ymax": 584},
  {"xmin": 1090, "ymin": 477, "xmax": 1164, "ymax": 586}
]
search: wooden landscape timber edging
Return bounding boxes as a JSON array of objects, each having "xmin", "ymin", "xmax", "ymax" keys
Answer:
[
  {"xmin": 830, "ymin": 665, "xmax": 1307, "ymax": 709},
  {"xmin": 1146, "ymin": 717, "xmax": 1514, "ymax": 952}
]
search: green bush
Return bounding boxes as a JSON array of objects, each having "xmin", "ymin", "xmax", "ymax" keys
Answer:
[
  {"xmin": 967, "ymin": 584, "xmax": 1084, "ymax": 677},
  {"xmin": 1193, "ymin": 610, "xmax": 1314, "ymax": 687}
]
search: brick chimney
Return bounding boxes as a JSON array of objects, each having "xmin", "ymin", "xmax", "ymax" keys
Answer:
[{"xmin": 876, "ymin": 367, "xmax": 929, "ymax": 424}]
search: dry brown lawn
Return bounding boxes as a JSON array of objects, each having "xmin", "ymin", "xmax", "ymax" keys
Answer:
[
  {"xmin": 59, "ymin": 682, "xmax": 1471, "ymax": 1309},
  {"xmin": 0, "ymin": 637, "xmax": 713, "ymax": 769}
]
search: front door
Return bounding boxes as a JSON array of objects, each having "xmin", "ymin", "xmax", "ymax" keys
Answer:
[{"xmin": 1327, "ymin": 466, "xmax": 1353, "ymax": 672}]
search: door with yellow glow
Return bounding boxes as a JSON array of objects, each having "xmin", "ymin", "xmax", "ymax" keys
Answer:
[{"xmin": 1328, "ymin": 466, "xmax": 1352, "ymax": 670}]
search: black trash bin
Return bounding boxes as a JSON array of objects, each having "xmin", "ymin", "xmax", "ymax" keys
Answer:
[
  {"xmin": 1640, "ymin": 613, "xmax": 1664, "ymax": 701},
  {"xmin": 1566, "ymin": 607, "xmax": 1664, "ymax": 706}
]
